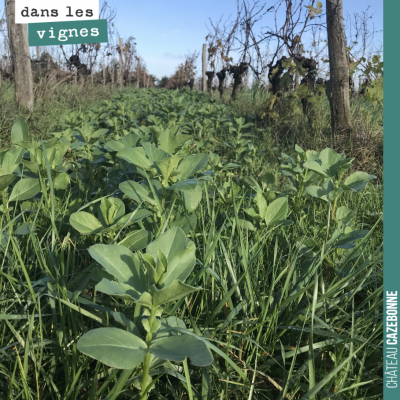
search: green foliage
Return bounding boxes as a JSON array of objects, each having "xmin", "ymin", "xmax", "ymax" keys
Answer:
[
  {"xmin": 0, "ymin": 88, "xmax": 382, "ymax": 400},
  {"xmin": 360, "ymin": 55, "xmax": 384, "ymax": 104}
]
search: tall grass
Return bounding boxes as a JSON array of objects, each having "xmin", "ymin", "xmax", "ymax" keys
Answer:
[
  {"xmin": 209, "ymin": 84, "xmax": 383, "ymax": 179},
  {"xmin": 0, "ymin": 78, "xmax": 119, "ymax": 150}
]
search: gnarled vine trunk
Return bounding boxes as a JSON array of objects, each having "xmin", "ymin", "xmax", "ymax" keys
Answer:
[
  {"xmin": 216, "ymin": 69, "xmax": 227, "ymax": 99},
  {"xmin": 229, "ymin": 63, "xmax": 248, "ymax": 101},
  {"xmin": 206, "ymin": 71, "xmax": 215, "ymax": 96},
  {"xmin": 267, "ymin": 56, "xmax": 290, "ymax": 95}
]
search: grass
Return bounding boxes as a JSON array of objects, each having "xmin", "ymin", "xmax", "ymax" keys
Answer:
[
  {"xmin": 210, "ymin": 85, "xmax": 383, "ymax": 179},
  {"xmin": 0, "ymin": 86, "xmax": 383, "ymax": 399},
  {"xmin": 0, "ymin": 78, "xmax": 119, "ymax": 150}
]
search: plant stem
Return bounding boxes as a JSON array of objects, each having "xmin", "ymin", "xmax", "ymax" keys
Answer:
[
  {"xmin": 1, "ymin": 190, "xmax": 10, "ymax": 223},
  {"xmin": 141, "ymin": 307, "xmax": 156, "ymax": 398},
  {"xmin": 331, "ymin": 195, "xmax": 338, "ymax": 221}
]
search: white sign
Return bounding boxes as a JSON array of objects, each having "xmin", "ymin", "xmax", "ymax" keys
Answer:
[{"xmin": 15, "ymin": 1, "xmax": 99, "ymax": 24}]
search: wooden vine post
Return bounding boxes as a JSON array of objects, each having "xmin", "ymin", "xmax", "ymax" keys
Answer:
[
  {"xmin": 90, "ymin": 58, "xmax": 93, "ymax": 85},
  {"xmin": 119, "ymin": 38, "xmax": 123, "ymax": 90},
  {"xmin": 136, "ymin": 61, "xmax": 140, "ymax": 88},
  {"xmin": 36, "ymin": 46, "xmax": 41, "ymax": 77},
  {"xmin": 294, "ymin": 44, "xmax": 303, "ymax": 90},
  {"xmin": 6, "ymin": 0, "xmax": 34, "ymax": 110},
  {"xmin": 202, "ymin": 43, "xmax": 206, "ymax": 93},
  {"xmin": 326, "ymin": 0, "xmax": 352, "ymax": 136}
]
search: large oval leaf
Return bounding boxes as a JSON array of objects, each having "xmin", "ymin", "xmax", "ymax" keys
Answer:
[
  {"xmin": 146, "ymin": 227, "xmax": 189, "ymax": 266},
  {"xmin": 150, "ymin": 280, "xmax": 200, "ymax": 306},
  {"xmin": 265, "ymin": 197, "xmax": 288, "ymax": 225},
  {"xmin": 9, "ymin": 179, "xmax": 41, "ymax": 202},
  {"xmin": 2, "ymin": 147, "xmax": 25, "ymax": 175},
  {"xmin": 89, "ymin": 244, "xmax": 147, "ymax": 293},
  {"xmin": 118, "ymin": 229, "xmax": 153, "ymax": 251},
  {"xmin": 177, "ymin": 154, "xmax": 209, "ymax": 181},
  {"xmin": 11, "ymin": 118, "xmax": 29, "ymax": 145},
  {"xmin": 150, "ymin": 334, "xmax": 213, "ymax": 366},
  {"xmin": 117, "ymin": 147, "xmax": 154, "ymax": 171},
  {"xmin": 319, "ymin": 147, "xmax": 341, "ymax": 177},
  {"xmin": 146, "ymin": 227, "xmax": 196, "ymax": 286},
  {"xmin": 119, "ymin": 180, "xmax": 156, "ymax": 206},
  {"xmin": 170, "ymin": 215, "xmax": 197, "ymax": 234},
  {"xmin": 96, "ymin": 279, "xmax": 142, "ymax": 302},
  {"xmin": 182, "ymin": 184, "xmax": 203, "ymax": 212},
  {"xmin": 0, "ymin": 174, "xmax": 18, "ymax": 192},
  {"xmin": 344, "ymin": 172, "xmax": 376, "ymax": 192},
  {"xmin": 78, "ymin": 328, "xmax": 147, "ymax": 369},
  {"xmin": 70, "ymin": 212, "xmax": 104, "ymax": 235}
]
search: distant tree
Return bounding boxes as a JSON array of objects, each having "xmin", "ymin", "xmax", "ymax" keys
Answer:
[{"xmin": 157, "ymin": 76, "xmax": 169, "ymax": 88}]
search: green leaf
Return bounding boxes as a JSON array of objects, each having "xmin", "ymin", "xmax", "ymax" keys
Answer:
[
  {"xmin": 336, "ymin": 207, "xmax": 356, "ymax": 224},
  {"xmin": 120, "ymin": 180, "xmax": 157, "ymax": 206},
  {"xmin": 170, "ymin": 215, "xmax": 197, "ymax": 234},
  {"xmin": 99, "ymin": 197, "xmax": 125, "ymax": 226},
  {"xmin": 9, "ymin": 179, "xmax": 41, "ymax": 202},
  {"xmin": 11, "ymin": 118, "xmax": 29, "ymax": 145},
  {"xmin": 146, "ymin": 227, "xmax": 189, "ymax": 266},
  {"xmin": 265, "ymin": 197, "xmax": 288, "ymax": 225},
  {"xmin": 146, "ymin": 227, "xmax": 196, "ymax": 286},
  {"xmin": 77, "ymin": 327, "xmax": 147, "ymax": 369},
  {"xmin": 15, "ymin": 222, "xmax": 35, "ymax": 235},
  {"xmin": 175, "ymin": 134, "xmax": 192, "ymax": 145},
  {"xmin": 118, "ymin": 229, "xmax": 153, "ymax": 251},
  {"xmin": 158, "ymin": 130, "xmax": 180, "ymax": 154},
  {"xmin": 96, "ymin": 279, "xmax": 142, "ymax": 302},
  {"xmin": 117, "ymin": 147, "xmax": 155, "ymax": 171},
  {"xmin": 1, "ymin": 147, "xmax": 25, "ymax": 175},
  {"xmin": 177, "ymin": 154, "xmax": 209, "ymax": 181},
  {"xmin": 150, "ymin": 334, "xmax": 213, "ymax": 366},
  {"xmin": 121, "ymin": 133, "xmax": 141, "ymax": 147},
  {"xmin": 161, "ymin": 241, "xmax": 196, "ymax": 287},
  {"xmin": 89, "ymin": 244, "xmax": 147, "ymax": 293},
  {"xmin": 150, "ymin": 280, "xmax": 200, "ymax": 306},
  {"xmin": 182, "ymin": 184, "xmax": 203, "ymax": 212},
  {"xmin": 169, "ymin": 179, "xmax": 199, "ymax": 192},
  {"xmin": 344, "ymin": 172, "xmax": 376, "ymax": 192},
  {"xmin": 157, "ymin": 155, "xmax": 183, "ymax": 182},
  {"xmin": 53, "ymin": 172, "xmax": 70, "ymax": 190},
  {"xmin": 70, "ymin": 212, "xmax": 104, "ymax": 235},
  {"xmin": 143, "ymin": 142, "xmax": 169, "ymax": 163},
  {"xmin": 109, "ymin": 209, "xmax": 151, "ymax": 231},
  {"xmin": 260, "ymin": 172, "xmax": 275, "ymax": 185},
  {"xmin": 305, "ymin": 186, "xmax": 328, "ymax": 202},
  {"xmin": 255, "ymin": 192, "xmax": 268, "ymax": 219},
  {"xmin": 303, "ymin": 160, "xmax": 327, "ymax": 177},
  {"xmin": 319, "ymin": 148, "xmax": 342, "ymax": 178},
  {"xmin": 238, "ymin": 219, "xmax": 256, "ymax": 231},
  {"xmin": 103, "ymin": 140, "xmax": 126, "ymax": 153},
  {"xmin": 335, "ymin": 230, "xmax": 369, "ymax": 248},
  {"xmin": 0, "ymin": 175, "xmax": 18, "ymax": 192}
]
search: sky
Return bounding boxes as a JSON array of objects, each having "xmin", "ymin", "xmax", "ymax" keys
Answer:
[
  {"xmin": 0, "ymin": 0, "xmax": 383, "ymax": 79},
  {"xmin": 110, "ymin": 0, "xmax": 383, "ymax": 80}
]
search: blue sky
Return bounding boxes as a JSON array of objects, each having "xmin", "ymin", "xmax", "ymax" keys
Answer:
[{"xmin": 111, "ymin": 0, "xmax": 383, "ymax": 79}]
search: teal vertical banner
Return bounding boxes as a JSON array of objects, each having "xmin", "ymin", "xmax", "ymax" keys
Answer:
[
  {"xmin": 28, "ymin": 19, "xmax": 108, "ymax": 46},
  {"xmin": 384, "ymin": 1, "xmax": 399, "ymax": 399}
]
